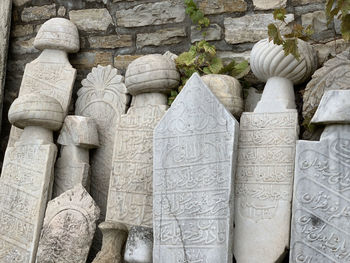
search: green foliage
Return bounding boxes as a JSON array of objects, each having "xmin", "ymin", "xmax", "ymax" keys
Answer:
[
  {"xmin": 184, "ymin": 0, "xmax": 209, "ymax": 30},
  {"xmin": 325, "ymin": 0, "xmax": 350, "ymax": 41},
  {"xmin": 267, "ymin": 8, "xmax": 314, "ymax": 59}
]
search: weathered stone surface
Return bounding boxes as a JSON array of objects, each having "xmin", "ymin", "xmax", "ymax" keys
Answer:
[
  {"xmin": 0, "ymin": 0, "xmax": 11, "ymax": 133},
  {"xmin": 125, "ymin": 54, "xmax": 180, "ymax": 95},
  {"xmin": 75, "ymin": 65, "xmax": 129, "ymax": 252},
  {"xmin": 217, "ymin": 51, "xmax": 251, "ymax": 64},
  {"xmin": 191, "ymin": 24, "xmax": 222, "ymax": 43},
  {"xmin": 36, "ymin": 184, "xmax": 100, "ymax": 263},
  {"xmin": 201, "ymin": 74, "xmax": 243, "ymax": 118},
  {"xmin": 114, "ymin": 55, "xmax": 142, "ymax": 71},
  {"xmin": 301, "ymin": 10, "xmax": 328, "ymax": 33},
  {"xmin": 136, "ymin": 28, "xmax": 186, "ymax": 48},
  {"xmin": 303, "ymin": 50, "xmax": 350, "ymax": 123},
  {"xmin": 244, "ymin": 87, "xmax": 262, "ymax": 112},
  {"xmin": 291, "ymin": 0, "xmax": 325, "ymax": 5},
  {"xmin": 69, "ymin": 9, "xmax": 113, "ymax": 31},
  {"xmin": 253, "ymin": 0, "xmax": 287, "ymax": 9},
  {"xmin": 153, "ymin": 73, "xmax": 238, "ymax": 262},
  {"xmin": 10, "ymin": 37, "xmax": 37, "ymax": 55},
  {"xmin": 88, "ymin": 35, "xmax": 133, "ymax": 49},
  {"xmin": 116, "ymin": 1, "xmax": 185, "ymax": 27},
  {"xmin": 92, "ymin": 222, "xmax": 128, "ymax": 263},
  {"xmin": 57, "ymin": 6, "xmax": 66, "ymax": 17},
  {"xmin": 53, "ymin": 116, "xmax": 99, "ymax": 197},
  {"xmin": 224, "ymin": 14, "xmax": 294, "ymax": 44},
  {"xmin": 234, "ymin": 111, "xmax": 299, "ymax": 263},
  {"xmin": 313, "ymin": 39, "xmax": 348, "ymax": 66},
  {"xmin": 11, "ymin": 24, "xmax": 33, "ymax": 38},
  {"xmin": 71, "ymin": 52, "xmax": 113, "ymax": 69},
  {"xmin": 21, "ymin": 4, "xmax": 56, "ymax": 22},
  {"xmin": 290, "ymin": 90, "xmax": 350, "ymax": 263},
  {"xmin": 124, "ymin": 226, "xmax": 153, "ymax": 263},
  {"xmin": 199, "ymin": 0, "xmax": 247, "ymax": 14},
  {"xmin": 13, "ymin": 0, "xmax": 30, "ymax": 6}
]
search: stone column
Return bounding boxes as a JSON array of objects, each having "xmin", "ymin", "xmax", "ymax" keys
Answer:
[
  {"xmin": 233, "ymin": 38, "xmax": 317, "ymax": 263},
  {"xmin": 7, "ymin": 18, "xmax": 79, "ymax": 147},
  {"xmin": 36, "ymin": 184, "xmax": 100, "ymax": 263},
  {"xmin": 290, "ymin": 90, "xmax": 350, "ymax": 262},
  {"xmin": 153, "ymin": 73, "xmax": 239, "ymax": 262},
  {"xmin": 0, "ymin": 18, "xmax": 79, "ymax": 263},
  {"xmin": 94, "ymin": 54, "xmax": 179, "ymax": 263},
  {"xmin": 0, "ymin": 0, "xmax": 11, "ymax": 131},
  {"xmin": 75, "ymin": 65, "xmax": 129, "ymax": 253},
  {"xmin": 53, "ymin": 116, "xmax": 99, "ymax": 197}
]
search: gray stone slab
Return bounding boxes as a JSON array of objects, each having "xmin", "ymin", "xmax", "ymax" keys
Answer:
[
  {"xmin": 36, "ymin": 184, "xmax": 100, "ymax": 263},
  {"xmin": 233, "ymin": 111, "xmax": 299, "ymax": 263},
  {"xmin": 0, "ymin": 0, "xmax": 11, "ymax": 132},
  {"xmin": 153, "ymin": 73, "xmax": 239, "ymax": 263}
]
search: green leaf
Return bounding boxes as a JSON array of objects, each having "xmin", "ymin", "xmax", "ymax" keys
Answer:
[
  {"xmin": 176, "ymin": 51, "xmax": 196, "ymax": 66},
  {"xmin": 208, "ymin": 57, "xmax": 223, "ymax": 74},
  {"xmin": 283, "ymin": 38, "xmax": 300, "ymax": 60},
  {"xmin": 341, "ymin": 13, "xmax": 350, "ymax": 41},
  {"xmin": 232, "ymin": 60, "xmax": 250, "ymax": 78},
  {"xmin": 203, "ymin": 67, "xmax": 212, "ymax": 74},
  {"xmin": 268, "ymin": 23, "xmax": 283, "ymax": 45},
  {"xmin": 273, "ymin": 8, "xmax": 287, "ymax": 22}
]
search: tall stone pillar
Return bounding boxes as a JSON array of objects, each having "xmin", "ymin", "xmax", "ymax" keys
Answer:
[
  {"xmin": 0, "ymin": 18, "xmax": 79, "ymax": 263},
  {"xmin": 290, "ymin": 90, "xmax": 350, "ymax": 262},
  {"xmin": 153, "ymin": 73, "xmax": 239, "ymax": 263},
  {"xmin": 94, "ymin": 54, "xmax": 179, "ymax": 263},
  {"xmin": 233, "ymin": 38, "xmax": 317, "ymax": 263}
]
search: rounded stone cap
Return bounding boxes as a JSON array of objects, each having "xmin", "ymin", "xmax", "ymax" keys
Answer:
[
  {"xmin": 8, "ymin": 94, "xmax": 64, "ymax": 131},
  {"xmin": 201, "ymin": 74, "xmax": 243, "ymax": 118},
  {"xmin": 125, "ymin": 54, "xmax": 180, "ymax": 95},
  {"xmin": 34, "ymin": 18, "xmax": 79, "ymax": 53},
  {"xmin": 250, "ymin": 38, "xmax": 317, "ymax": 84}
]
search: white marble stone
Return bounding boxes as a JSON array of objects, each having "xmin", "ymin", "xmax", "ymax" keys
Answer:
[
  {"xmin": 233, "ymin": 111, "xmax": 299, "ymax": 263},
  {"xmin": 0, "ymin": 0, "xmax": 11, "ymax": 132},
  {"xmin": 36, "ymin": 184, "xmax": 100, "ymax": 263},
  {"xmin": 290, "ymin": 90, "xmax": 350, "ymax": 263},
  {"xmin": 153, "ymin": 73, "xmax": 239, "ymax": 262},
  {"xmin": 75, "ymin": 65, "xmax": 129, "ymax": 252},
  {"xmin": 201, "ymin": 74, "xmax": 244, "ymax": 119},
  {"xmin": 53, "ymin": 116, "xmax": 99, "ymax": 197},
  {"xmin": 303, "ymin": 50, "xmax": 350, "ymax": 123},
  {"xmin": 8, "ymin": 17, "xmax": 79, "ymax": 146},
  {"xmin": 124, "ymin": 226, "xmax": 153, "ymax": 263}
]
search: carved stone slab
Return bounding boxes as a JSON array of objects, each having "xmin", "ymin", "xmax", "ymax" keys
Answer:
[
  {"xmin": 106, "ymin": 103, "xmax": 167, "ymax": 228},
  {"xmin": 0, "ymin": 143, "xmax": 57, "ymax": 263},
  {"xmin": 36, "ymin": 184, "xmax": 100, "ymax": 263},
  {"xmin": 290, "ymin": 125, "xmax": 350, "ymax": 263},
  {"xmin": 76, "ymin": 65, "xmax": 129, "ymax": 219},
  {"xmin": 153, "ymin": 73, "xmax": 239, "ymax": 262},
  {"xmin": 0, "ymin": 0, "xmax": 11, "ymax": 129},
  {"xmin": 233, "ymin": 111, "xmax": 299, "ymax": 262}
]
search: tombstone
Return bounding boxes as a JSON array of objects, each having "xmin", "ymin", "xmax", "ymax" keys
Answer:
[
  {"xmin": 233, "ymin": 38, "xmax": 316, "ymax": 262},
  {"xmin": 153, "ymin": 73, "xmax": 239, "ymax": 262},
  {"xmin": 290, "ymin": 90, "xmax": 350, "ymax": 262},
  {"xmin": 53, "ymin": 116, "xmax": 99, "ymax": 198},
  {"xmin": 75, "ymin": 65, "xmax": 129, "ymax": 254},
  {"xmin": 7, "ymin": 18, "xmax": 79, "ymax": 147},
  {"xmin": 0, "ymin": 18, "xmax": 79, "ymax": 263},
  {"xmin": 36, "ymin": 184, "xmax": 100, "ymax": 263},
  {"xmin": 96, "ymin": 54, "xmax": 179, "ymax": 263},
  {"xmin": 0, "ymin": 0, "xmax": 11, "ymax": 130}
]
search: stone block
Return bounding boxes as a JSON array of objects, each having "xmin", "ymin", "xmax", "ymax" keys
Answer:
[
  {"xmin": 69, "ymin": 9, "xmax": 113, "ymax": 31},
  {"xmin": 116, "ymin": 1, "xmax": 185, "ymax": 27},
  {"xmin": 199, "ymin": 0, "xmax": 247, "ymax": 14},
  {"xmin": 136, "ymin": 28, "xmax": 186, "ymax": 48},
  {"xmin": 11, "ymin": 37, "xmax": 37, "ymax": 55},
  {"xmin": 153, "ymin": 73, "xmax": 239, "ymax": 262},
  {"xmin": 71, "ymin": 52, "xmax": 113, "ymax": 69},
  {"xmin": 36, "ymin": 185, "xmax": 100, "ymax": 263},
  {"xmin": 301, "ymin": 10, "xmax": 328, "ymax": 34},
  {"xmin": 234, "ymin": 111, "xmax": 299, "ymax": 262},
  {"xmin": 224, "ymin": 14, "xmax": 294, "ymax": 44},
  {"xmin": 11, "ymin": 24, "xmax": 33, "ymax": 38},
  {"xmin": 21, "ymin": 4, "xmax": 56, "ymax": 22},
  {"xmin": 114, "ymin": 55, "xmax": 142, "ymax": 71},
  {"xmin": 191, "ymin": 24, "xmax": 222, "ymax": 43},
  {"xmin": 88, "ymin": 35, "xmax": 133, "ymax": 49},
  {"xmin": 253, "ymin": 0, "xmax": 287, "ymax": 9}
]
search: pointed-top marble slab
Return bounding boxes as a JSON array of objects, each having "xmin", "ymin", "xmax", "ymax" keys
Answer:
[{"xmin": 153, "ymin": 73, "xmax": 239, "ymax": 263}]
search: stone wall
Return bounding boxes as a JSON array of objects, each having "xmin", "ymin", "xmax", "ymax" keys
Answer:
[{"xmin": 0, "ymin": 0, "xmax": 347, "ymax": 165}]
